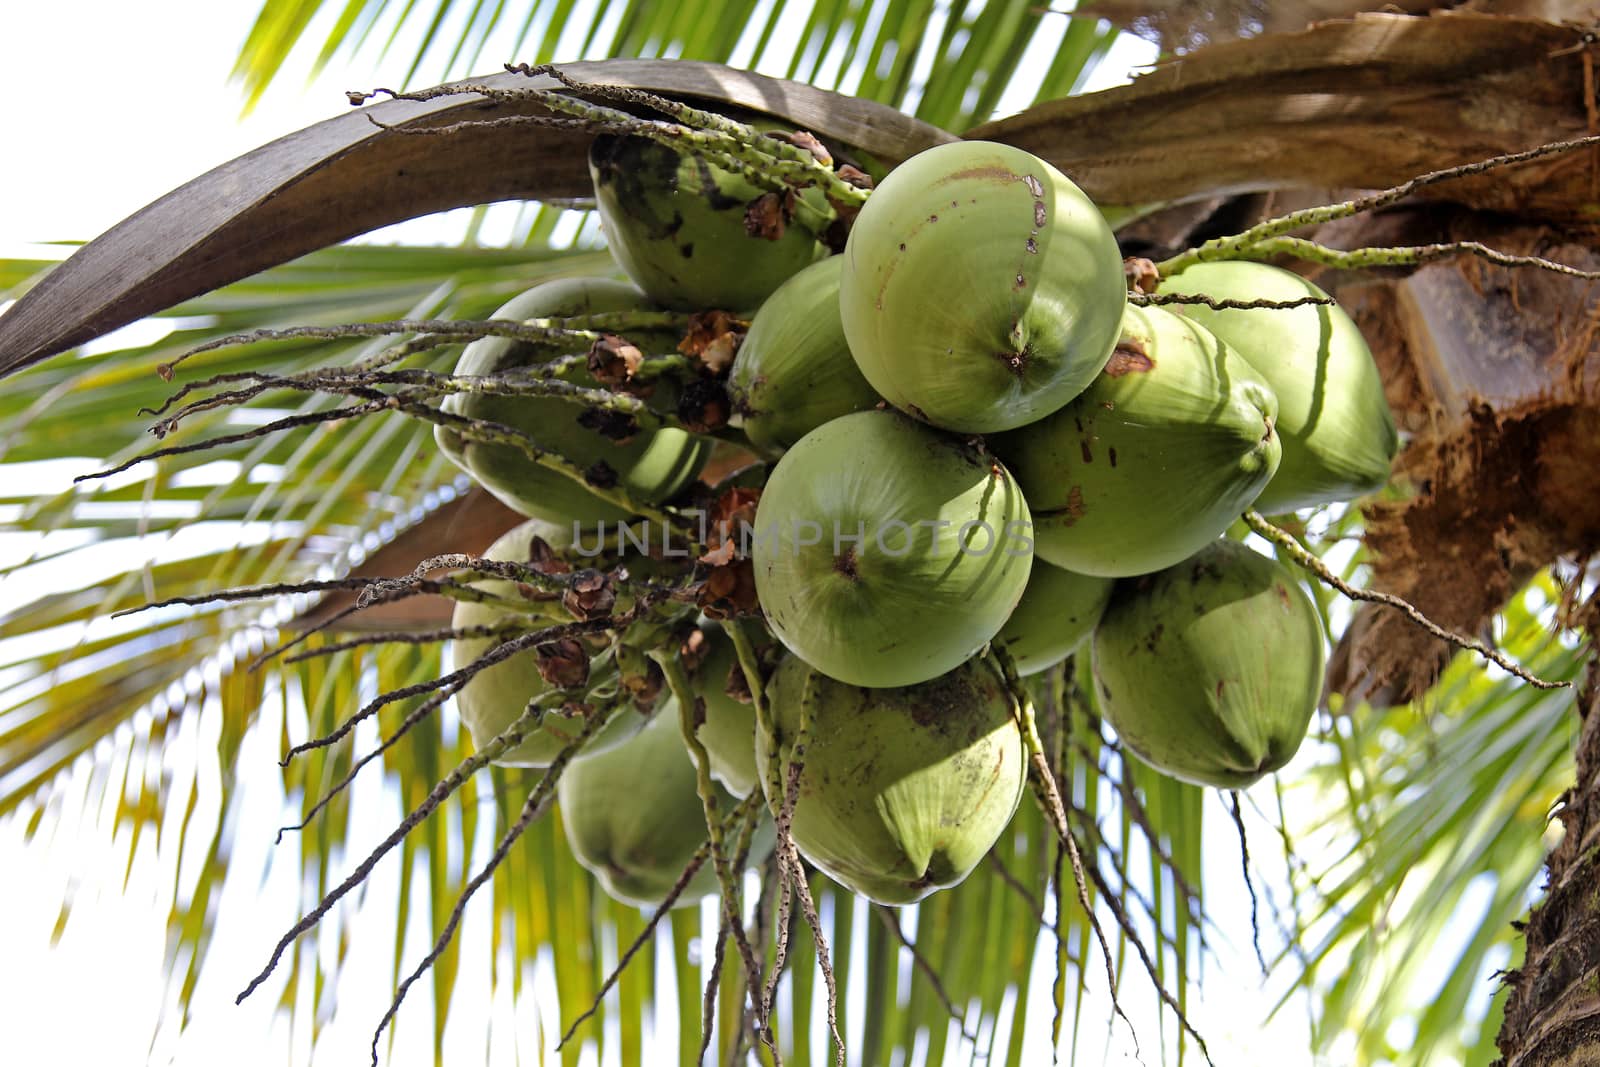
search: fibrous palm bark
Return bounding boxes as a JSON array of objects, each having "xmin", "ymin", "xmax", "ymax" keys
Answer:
[{"xmin": 1497, "ymin": 645, "xmax": 1600, "ymax": 1066}]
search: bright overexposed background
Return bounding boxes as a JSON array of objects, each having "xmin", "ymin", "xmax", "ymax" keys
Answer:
[{"xmin": 0, "ymin": 5, "xmax": 1347, "ymax": 1065}]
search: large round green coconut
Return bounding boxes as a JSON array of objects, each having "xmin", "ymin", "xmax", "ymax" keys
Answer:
[
  {"xmin": 1091, "ymin": 538, "xmax": 1326, "ymax": 789},
  {"xmin": 756, "ymin": 654, "xmax": 1026, "ymax": 905},
  {"xmin": 992, "ymin": 305, "xmax": 1280, "ymax": 577},
  {"xmin": 839, "ymin": 140, "xmax": 1126, "ymax": 434},
  {"xmin": 1156, "ymin": 260, "xmax": 1398, "ymax": 512},
  {"xmin": 752, "ymin": 409, "xmax": 1032, "ymax": 688},
  {"xmin": 435, "ymin": 276, "xmax": 710, "ymax": 525}
]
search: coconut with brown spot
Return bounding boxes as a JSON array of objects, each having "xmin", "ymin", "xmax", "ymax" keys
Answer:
[
  {"xmin": 756, "ymin": 653, "xmax": 1026, "ymax": 905},
  {"xmin": 992, "ymin": 304, "xmax": 1281, "ymax": 577},
  {"xmin": 589, "ymin": 133, "xmax": 835, "ymax": 312}
]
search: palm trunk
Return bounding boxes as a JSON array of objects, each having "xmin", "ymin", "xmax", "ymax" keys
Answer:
[{"xmin": 1495, "ymin": 652, "xmax": 1600, "ymax": 1066}]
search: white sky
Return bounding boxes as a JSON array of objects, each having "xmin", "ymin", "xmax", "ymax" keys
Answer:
[{"xmin": 0, "ymin": 5, "xmax": 1354, "ymax": 1066}]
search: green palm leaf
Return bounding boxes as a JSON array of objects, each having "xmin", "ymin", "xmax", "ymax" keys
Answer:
[{"xmin": 232, "ymin": 0, "xmax": 1119, "ymax": 132}]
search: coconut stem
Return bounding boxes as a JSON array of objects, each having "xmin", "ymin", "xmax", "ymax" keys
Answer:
[
  {"xmin": 985, "ymin": 850, "xmax": 1054, "ymax": 932},
  {"xmin": 383, "ymin": 394, "xmax": 691, "ymax": 529},
  {"xmin": 280, "ymin": 615, "xmax": 621, "ymax": 764},
  {"xmin": 1229, "ymin": 235, "xmax": 1600, "ymax": 281},
  {"xmin": 701, "ymin": 912, "xmax": 734, "ymax": 1064},
  {"xmin": 367, "ymin": 700, "xmax": 621, "ymax": 1066},
  {"xmin": 791, "ymin": 858, "xmax": 846, "ymax": 1067},
  {"xmin": 754, "ymin": 660, "xmax": 815, "ymax": 1043},
  {"xmin": 1130, "ymin": 291, "xmax": 1336, "ymax": 311},
  {"xmin": 655, "ymin": 650, "xmax": 777, "ymax": 1053},
  {"xmin": 768, "ymin": 669, "xmax": 846, "ymax": 1066},
  {"xmin": 369, "ymin": 551, "xmax": 581, "ymax": 600},
  {"xmin": 1241, "ymin": 510, "xmax": 1568, "ymax": 690},
  {"xmin": 145, "ymin": 346, "xmax": 688, "ymax": 427},
  {"xmin": 723, "ymin": 619, "xmax": 771, "ymax": 714},
  {"xmin": 991, "ymin": 647, "xmax": 1145, "ymax": 1061},
  {"xmin": 724, "ymin": 803, "xmax": 770, "ymax": 1067},
  {"xmin": 236, "ymin": 696, "xmax": 558, "ymax": 1006},
  {"xmin": 352, "ymin": 78, "xmax": 866, "ymax": 224},
  {"xmin": 1047, "ymin": 666, "xmax": 1071, "ymax": 1063},
  {"xmin": 557, "ymin": 794, "xmax": 765, "ymax": 1052},
  {"xmin": 512, "ymin": 62, "xmax": 836, "ymax": 176},
  {"xmin": 156, "ymin": 313, "xmax": 687, "ymax": 381},
  {"xmin": 76, "ymin": 398, "xmax": 393, "ymax": 485},
  {"xmin": 275, "ymin": 679, "xmax": 498, "ymax": 841},
  {"xmin": 75, "ymin": 388, "xmax": 685, "ymax": 530},
  {"xmin": 107, "ymin": 350, "xmax": 703, "ymax": 534},
  {"xmin": 151, "ymin": 363, "xmax": 701, "ymax": 439},
  {"xmin": 1001, "ymin": 649, "xmax": 1224, "ymax": 1066},
  {"xmin": 506, "ymin": 67, "xmax": 868, "ymax": 214},
  {"xmin": 1155, "ymin": 132, "xmax": 1600, "ymax": 278},
  {"xmin": 278, "ymin": 620, "xmax": 535, "ymax": 664},
  {"xmin": 1227, "ymin": 791, "xmax": 1269, "ymax": 977}
]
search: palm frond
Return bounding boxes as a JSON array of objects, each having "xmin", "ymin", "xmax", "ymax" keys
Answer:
[
  {"xmin": 233, "ymin": 0, "xmax": 1123, "ymax": 132},
  {"xmin": 1267, "ymin": 571, "xmax": 1579, "ymax": 1065}
]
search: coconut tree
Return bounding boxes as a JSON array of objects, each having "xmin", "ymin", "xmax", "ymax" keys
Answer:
[{"xmin": 1, "ymin": 3, "xmax": 1596, "ymax": 1066}]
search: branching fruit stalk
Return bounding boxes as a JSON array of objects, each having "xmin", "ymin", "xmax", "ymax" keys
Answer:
[
  {"xmin": 653, "ymin": 649, "xmax": 776, "ymax": 1051},
  {"xmin": 1242, "ymin": 510, "xmax": 1567, "ymax": 690}
]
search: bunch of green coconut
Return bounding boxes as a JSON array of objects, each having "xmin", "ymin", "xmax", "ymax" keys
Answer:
[{"xmin": 433, "ymin": 125, "xmax": 1398, "ymax": 910}]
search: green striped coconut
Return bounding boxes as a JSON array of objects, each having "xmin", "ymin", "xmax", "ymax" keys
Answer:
[
  {"xmin": 993, "ymin": 560, "xmax": 1115, "ymax": 676},
  {"xmin": 1157, "ymin": 260, "xmax": 1398, "ymax": 512},
  {"xmin": 756, "ymin": 654, "xmax": 1026, "ymax": 905},
  {"xmin": 1091, "ymin": 539, "xmax": 1325, "ymax": 789},
  {"xmin": 435, "ymin": 276, "xmax": 710, "ymax": 526},
  {"xmin": 752, "ymin": 410, "xmax": 1032, "ymax": 688},
  {"xmin": 839, "ymin": 140, "xmax": 1126, "ymax": 433},
  {"xmin": 589, "ymin": 134, "xmax": 833, "ymax": 312},
  {"xmin": 992, "ymin": 305, "xmax": 1281, "ymax": 577},
  {"xmin": 728, "ymin": 256, "xmax": 881, "ymax": 453},
  {"xmin": 559, "ymin": 702, "xmax": 775, "ymax": 908},
  {"xmin": 449, "ymin": 519, "xmax": 648, "ymax": 767}
]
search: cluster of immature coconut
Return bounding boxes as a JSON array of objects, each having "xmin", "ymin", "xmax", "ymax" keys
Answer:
[{"xmin": 434, "ymin": 129, "xmax": 1398, "ymax": 909}]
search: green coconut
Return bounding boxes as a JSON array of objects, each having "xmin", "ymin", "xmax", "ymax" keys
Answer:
[
  {"xmin": 559, "ymin": 703, "xmax": 775, "ymax": 908},
  {"xmin": 435, "ymin": 276, "xmax": 710, "ymax": 526},
  {"xmin": 839, "ymin": 140, "xmax": 1126, "ymax": 434},
  {"xmin": 589, "ymin": 133, "xmax": 833, "ymax": 312},
  {"xmin": 752, "ymin": 409, "xmax": 1033, "ymax": 688},
  {"xmin": 449, "ymin": 519, "xmax": 649, "ymax": 767},
  {"xmin": 688, "ymin": 624, "xmax": 760, "ymax": 798},
  {"xmin": 1091, "ymin": 538, "xmax": 1325, "ymax": 789},
  {"xmin": 994, "ymin": 560, "xmax": 1114, "ymax": 676},
  {"xmin": 728, "ymin": 256, "xmax": 881, "ymax": 453},
  {"xmin": 757, "ymin": 654, "xmax": 1026, "ymax": 905},
  {"xmin": 1157, "ymin": 260, "xmax": 1398, "ymax": 512},
  {"xmin": 991, "ymin": 305, "xmax": 1281, "ymax": 577}
]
